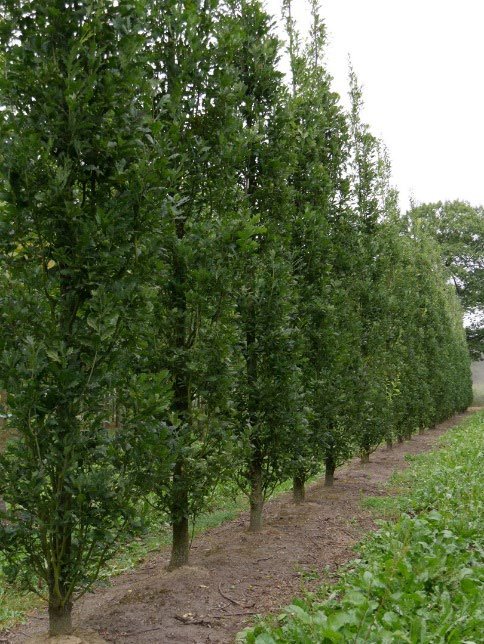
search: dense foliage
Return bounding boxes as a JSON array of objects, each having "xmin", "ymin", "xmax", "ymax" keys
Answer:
[
  {"xmin": 0, "ymin": 0, "xmax": 473, "ymax": 636},
  {"xmin": 0, "ymin": 0, "xmax": 153, "ymax": 635},
  {"xmin": 407, "ymin": 200, "xmax": 484, "ymax": 359},
  {"xmin": 240, "ymin": 411, "xmax": 484, "ymax": 643}
]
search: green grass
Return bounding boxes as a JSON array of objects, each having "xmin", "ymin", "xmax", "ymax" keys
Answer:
[{"xmin": 239, "ymin": 411, "xmax": 484, "ymax": 643}]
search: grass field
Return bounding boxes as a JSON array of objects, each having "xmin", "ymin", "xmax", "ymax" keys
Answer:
[{"xmin": 240, "ymin": 410, "xmax": 484, "ymax": 643}]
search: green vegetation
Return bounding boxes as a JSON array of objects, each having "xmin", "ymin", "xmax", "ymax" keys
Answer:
[
  {"xmin": 240, "ymin": 411, "xmax": 484, "ymax": 643},
  {"xmin": 0, "ymin": 0, "xmax": 474, "ymax": 636},
  {"xmin": 0, "ymin": 0, "xmax": 153, "ymax": 635},
  {"xmin": 407, "ymin": 201, "xmax": 484, "ymax": 359},
  {"xmin": 0, "ymin": 473, "xmax": 311, "ymax": 629}
]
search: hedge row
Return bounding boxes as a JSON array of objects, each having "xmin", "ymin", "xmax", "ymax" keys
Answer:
[{"xmin": 0, "ymin": 0, "xmax": 472, "ymax": 636}]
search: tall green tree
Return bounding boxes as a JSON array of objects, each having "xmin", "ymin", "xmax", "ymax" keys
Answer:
[
  {"xmin": 0, "ymin": 0, "xmax": 152, "ymax": 635},
  {"xmin": 133, "ymin": 0, "xmax": 242, "ymax": 569},
  {"xmin": 283, "ymin": 0, "xmax": 357, "ymax": 497},
  {"xmin": 227, "ymin": 0, "xmax": 302, "ymax": 531},
  {"xmin": 402, "ymin": 216, "xmax": 473, "ymax": 420},
  {"xmin": 347, "ymin": 66, "xmax": 389, "ymax": 462}
]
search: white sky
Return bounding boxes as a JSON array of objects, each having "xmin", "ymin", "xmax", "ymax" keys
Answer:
[{"xmin": 265, "ymin": 0, "xmax": 484, "ymax": 211}]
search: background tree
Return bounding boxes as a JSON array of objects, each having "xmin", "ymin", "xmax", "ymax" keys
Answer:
[{"xmin": 407, "ymin": 200, "xmax": 484, "ymax": 359}]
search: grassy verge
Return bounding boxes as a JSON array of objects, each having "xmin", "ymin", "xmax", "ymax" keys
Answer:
[
  {"xmin": 0, "ymin": 468, "xmax": 307, "ymax": 630},
  {"xmin": 239, "ymin": 411, "xmax": 484, "ymax": 643}
]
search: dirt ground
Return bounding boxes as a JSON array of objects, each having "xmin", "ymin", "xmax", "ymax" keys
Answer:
[{"xmin": 3, "ymin": 411, "xmax": 473, "ymax": 644}]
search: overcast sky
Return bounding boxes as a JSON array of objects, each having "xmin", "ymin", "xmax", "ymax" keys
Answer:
[{"xmin": 265, "ymin": 0, "xmax": 484, "ymax": 211}]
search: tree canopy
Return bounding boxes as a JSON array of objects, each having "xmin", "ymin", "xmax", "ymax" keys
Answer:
[{"xmin": 407, "ymin": 200, "xmax": 484, "ymax": 359}]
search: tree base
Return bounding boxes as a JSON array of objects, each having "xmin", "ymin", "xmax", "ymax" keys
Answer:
[
  {"xmin": 324, "ymin": 473, "xmax": 334, "ymax": 487},
  {"xmin": 325, "ymin": 457, "xmax": 336, "ymax": 487},
  {"xmin": 26, "ymin": 630, "xmax": 107, "ymax": 643},
  {"xmin": 48, "ymin": 602, "xmax": 73, "ymax": 637},
  {"xmin": 249, "ymin": 461, "xmax": 264, "ymax": 532},
  {"xmin": 292, "ymin": 475, "xmax": 305, "ymax": 504},
  {"xmin": 168, "ymin": 517, "xmax": 190, "ymax": 570},
  {"xmin": 249, "ymin": 502, "xmax": 264, "ymax": 532}
]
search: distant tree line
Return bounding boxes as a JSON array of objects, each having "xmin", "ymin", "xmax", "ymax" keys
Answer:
[
  {"xmin": 406, "ymin": 200, "xmax": 483, "ymax": 360},
  {"xmin": 0, "ymin": 0, "xmax": 472, "ymax": 636}
]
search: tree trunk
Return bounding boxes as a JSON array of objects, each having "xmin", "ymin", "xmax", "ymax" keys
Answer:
[
  {"xmin": 48, "ymin": 600, "xmax": 73, "ymax": 637},
  {"xmin": 167, "ymin": 210, "xmax": 191, "ymax": 571},
  {"xmin": 245, "ymin": 291, "xmax": 264, "ymax": 532},
  {"xmin": 168, "ymin": 459, "xmax": 189, "ymax": 570},
  {"xmin": 325, "ymin": 455, "xmax": 336, "ymax": 487},
  {"xmin": 292, "ymin": 472, "xmax": 305, "ymax": 503},
  {"xmin": 419, "ymin": 427, "xmax": 426, "ymax": 435},
  {"xmin": 249, "ymin": 459, "xmax": 264, "ymax": 532},
  {"xmin": 397, "ymin": 434, "xmax": 404, "ymax": 444},
  {"xmin": 169, "ymin": 514, "xmax": 189, "ymax": 570},
  {"xmin": 360, "ymin": 451, "xmax": 370, "ymax": 464},
  {"xmin": 386, "ymin": 438, "xmax": 393, "ymax": 449}
]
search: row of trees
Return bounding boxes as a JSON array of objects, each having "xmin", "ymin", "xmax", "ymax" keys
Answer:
[
  {"xmin": 407, "ymin": 200, "xmax": 484, "ymax": 359},
  {"xmin": 0, "ymin": 0, "xmax": 472, "ymax": 636}
]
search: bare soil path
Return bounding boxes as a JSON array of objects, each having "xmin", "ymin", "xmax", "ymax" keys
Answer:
[{"xmin": 4, "ymin": 411, "xmax": 473, "ymax": 644}]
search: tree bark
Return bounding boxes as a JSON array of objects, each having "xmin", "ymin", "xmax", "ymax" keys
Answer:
[
  {"xmin": 325, "ymin": 455, "xmax": 336, "ymax": 486},
  {"xmin": 386, "ymin": 438, "xmax": 393, "ymax": 449},
  {"xmin": 245, "ymin": 291, "xmax": 265, "ymax": 532},
  {"xmin": 168, "ymin": 458, "xmax": 190, "ymax": 569},
  {"xmin": 167, "ymin": 205, "xmax": 191, "ymax": 570},
  {"xmin": 169, "ymin": 513, "xmax": 189, "ymax": 570},
  {"xmin": 292, "ymin": 472, "xmax": 306, "ymax": 503},
  {"xmin": 397, "ymin": 434, "xmax": 404, "ymax": 444},
  {"xmin": 360, "ymin": 451, "xmax": 370, "ymax": 464},
  {"xmin": 48, "ymin": 600, "xmax": 73, "ymax": 637},
  {"xmin": 47, "ymin": 230, "xmax": 76, "ymax": 639},
  {"xmin": 249, "ymin": 458, "xmax": 264, "ymax": 532}
]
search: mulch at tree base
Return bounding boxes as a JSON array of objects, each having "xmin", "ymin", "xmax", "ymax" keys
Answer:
[{"xmin": 4, "ymin": 412, "xmax": 472, "ymax": 644}]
